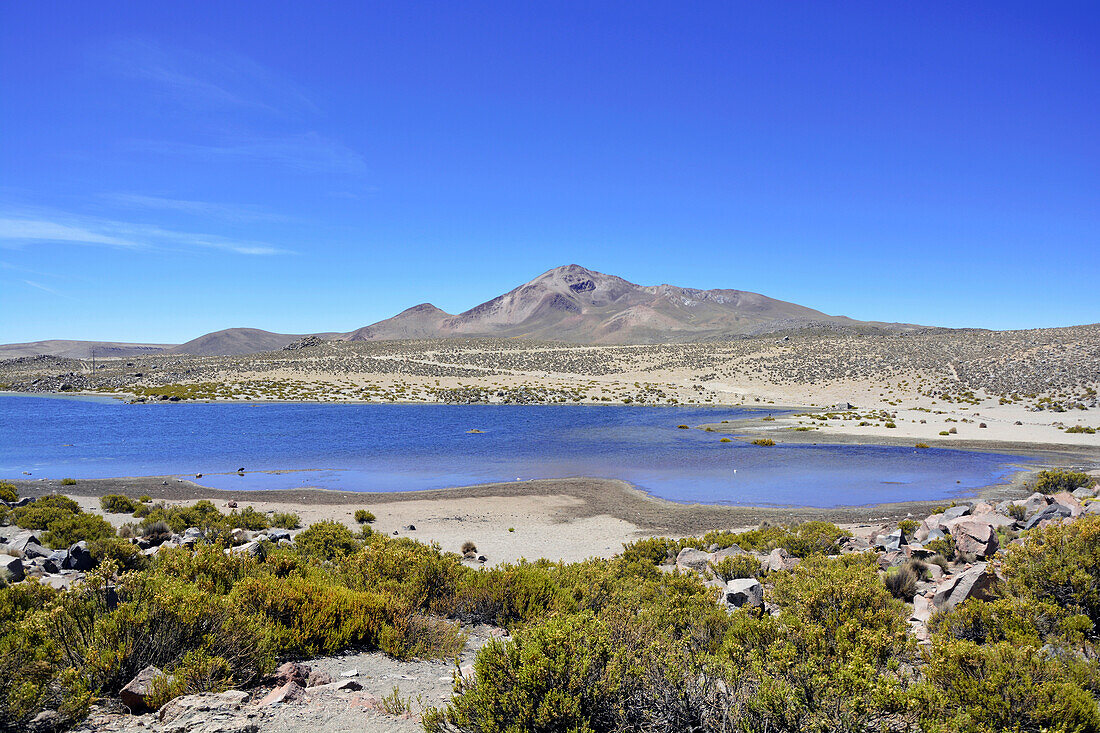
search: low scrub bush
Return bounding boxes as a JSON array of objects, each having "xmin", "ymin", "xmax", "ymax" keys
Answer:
[
  {"xmin": 100, "ymin": 494, "xmax": 138, "ymax": 514},
  {"xmin": 750, "ymin": 438, "xmax": 775, "ymax": 446},
  {"xmin": 270, "ymin": 512, "xmax": 300, "ymax": 529},
  {"xmin": 1034, "ymin": 469, "xmax": 1093, "ymax": 495},
  {"xmin": 0, "ymin": 482, "xmax": 17, "ymax": 503},
  {"xmin": 294, "ymin": 520, "xmax": 359, "ymax": 559},
  {"xmin": 709, "ymin": 553, "xmax": 760, "ymax": 581},
  {"xmin": 354, "ymin": 509, "xmax": 376, "ymax": 524}
]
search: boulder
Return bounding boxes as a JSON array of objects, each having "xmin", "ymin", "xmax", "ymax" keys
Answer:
[
  {"xmin": 27, "ymin": 710, "xmax": 61, "ymax": 733},
  {"xmin": 1024, "ymin": 503, "xmax": 1072, "ymax": 530},
  {"xmin": 946, "ymin": 520, "xmax": 999, "ymax": 558},
  {"xmin": 229, "ymin": 528, "xmax": 250, "ymax": 545},
  {"xmin": 966, "ymin": 513, "xmax": 1016, "ymax": 529},
  {"xmin": 66, "ymin": 541, "xmax": 94, "ymax": 571},
  {"xmin": 1086, "ymin": 501, "xmax": 1100, "ymax": 516},
  {"xmin": 933, "ymin": 563, "xmax": 998, "ymax": 610},
  {"xmin": 711, "ymin": 545, "xmax": 746, "ymax": 562},
  {"xmin": 763, "ymin": 548, "xmax": 800, "ymax": 573},
  {"xmin": 120, "ymin": 665, "xmax": 169, "ymax": 712},
  {"xmin": 1072, "ymin": 487, "xmax": 1098, "ymax": 500},
  {"xmin": 1020, "ymin": 492, "xmax": 1050, "ymax": 516},
  {"xmin": 10, "ymin": 534, "xmax": 49, "ymax": 559},
  {"xmin": 971, "ymin": 501, "xmax": 995, "ymax": 515},
  {"xmin": 838, "ymin": 536, "xmax": 872, "ymax": 553},
  {"xmin": 724, "ymin": 578, "xmax": 764, "ymax": 609},
  {"xmin": 306, "ymin": 669, "xmax": 334, "ymax": 688},
  {"xmin": 158, "ymin": 690, "xmax": 255, "ymax": 732},
  {"xmin": 942, "ymin": 505, "xmax": 971, "ymax": 522},
  {"xmin": 1050, "ymin": 491, "xmax": 1084, "ymax": 518},
  {"xmin": 230, "ymin": 540, "xmax": 265, "ymax": 559},
  {"xmin": 308, "ymin": 678, "xmax": 363, "ymax": 693},
  {"xmin": 258, "ymin": 681, "xmax": 305, "ymax": 707},
  {"xmin": 267, "ymin": 529, "xmax": 291, "ymax": 542},
  {"xmin": 878, "ymin": 550, "xmax": 907, "ymax": 570},
  {"xmin": 875, "ymin": 528, "xmax": 907, "ymax": 553},
  {"xmin": 273, "ymin": 661, "xmax": 310, "ymax": 687},
  {"xmin": 675, "ymin": 547, "xmax": 712, "ymax": 573},
  {"xmin": 0, "ymin": 555, "xmax": 25, "ymax": 583}
]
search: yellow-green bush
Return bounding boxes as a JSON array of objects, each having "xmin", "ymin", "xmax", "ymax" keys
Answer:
[
  {"xmin": 1034, "ymin": 469, "xmax": 1093, "ymax": 495},
  {"xmin": 100, "ymin": 495, "xmax": 138, "ymax": 514},
  {"xmin": 0, "ymin": 482, "xmax": 18, "ymax": 503}
]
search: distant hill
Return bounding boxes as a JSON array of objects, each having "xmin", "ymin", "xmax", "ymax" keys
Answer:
[
  {"xmin": 0, "ymin": 340, "xmax": 174, "ymax": 360},
  {"xmin": 1, "ymin": 265, "xmax": 924, "ymax": 359},
  {"xmin": 343, "ymin": 264, "xmax": 921, "ymax": 344},
  {"xmin": 168, "ymin": 328, "xmax": 303, "ymax": 356}
]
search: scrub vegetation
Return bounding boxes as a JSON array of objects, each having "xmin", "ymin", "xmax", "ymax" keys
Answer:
[{"xmin": 1, "ymin": 503, "xmax": 1100, "ymax": 731}]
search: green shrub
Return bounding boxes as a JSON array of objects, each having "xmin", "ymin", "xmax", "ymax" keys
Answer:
[
  {"xmin": 60, "ymin": 478, "xmax": 77, "ymax": 486},
  {"xmin": 227, "ymin": 506, "xmax": 269, "ymax": 531},
  {"xmin": 925, "ymin": 533, "xmax": 956, "ymax": 561},
  {"xmin": 898, "ymin": 518, "xmax": 920, "ymax": 536},
  {"xmin": 294, "ymin": 520, "xmax": 359, "ymax": 559},
  {"xmin": 1007, "ymin": 503, "xmax": 1027, "ymax": 521},
  {"xmin": 751, "ymin": 438, "xmax": 775, "ymax": 446},
  {"xmin": 40, "ymin": 513, "xmax": 116, "ymax": 549},
  {"xmin": 12, "ymin": 495, "xmax": 82, "ymax": 530},
  {"xmin": 425, "ymin": 612, "xmax": 614, "ymax": 732},
  {"xmin": 270, "ymin": 512, "xmax": 300, "ymax": 529},
  {"xmin": 0, "ymin": 482, "xmax": 17, "ymax": 503},
  {"xmin": 138, "ymin": 495, "xmax": 152, "ymax": 503},
  {"xmin": 709, "ymin": 553, "xmax": 760, "ymax": 581},
  {"xmin": 100, "ymin": 494, "xmax": 138, "ymax": 514},
  {"xmin": 1034, "ymin": 469, "xmax": 1093, "ymax": 495},
  {"xmin": 354, "ymin": 509, "xmax": 376, "ymax": 524}
]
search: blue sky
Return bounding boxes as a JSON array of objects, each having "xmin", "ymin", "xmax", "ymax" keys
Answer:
[{"xmin": 1, "ymin": 1, "xmax": 1097, "ymax": 343}]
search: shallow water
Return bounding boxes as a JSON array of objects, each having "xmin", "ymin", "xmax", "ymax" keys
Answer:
[{"xmin": 1, "ymin": 395, "xmax": 1031, "ymax": 507}]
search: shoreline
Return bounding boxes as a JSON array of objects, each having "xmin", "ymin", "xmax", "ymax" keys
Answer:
[{"xmin": 9, "ymin": 464, "xmax": 1043, "ymax": 535}]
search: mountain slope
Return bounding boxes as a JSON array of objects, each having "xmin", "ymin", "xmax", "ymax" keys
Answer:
[
  {"xmin": 0, "ymin": 340, "xmax": 175, "ymax": 360},
  {"xmin": 168, "ymin": 328, "xmax": 303, "ymax": 356},
  {"xmin": 346, "ymin": 264, "xmax": 920, "ymax": 344}
]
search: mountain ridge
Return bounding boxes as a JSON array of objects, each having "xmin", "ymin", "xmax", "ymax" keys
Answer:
[{"xmin": 1, "ymin": 265, "xmax": 924, "ymax": 358}]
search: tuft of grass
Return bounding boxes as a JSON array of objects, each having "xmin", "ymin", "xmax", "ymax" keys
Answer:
[
  {"xmin": 355, "ymin": 509, "xmax": 376, "ymax": 524},
  {"xmin": 61, "ymin": 478, "xmax": 77, "ymax": 486},
  {"xmin": 751, "ymin": 438, "xmax": 776, "ymax": 447}
]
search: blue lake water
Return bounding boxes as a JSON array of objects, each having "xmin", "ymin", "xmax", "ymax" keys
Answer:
[{"xmin": 1, "ymin": 394, "xmax": 1032, "ymax": 507}]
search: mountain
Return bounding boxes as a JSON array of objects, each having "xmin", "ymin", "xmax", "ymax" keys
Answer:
[
  {"xmin": 168, "ymin": 328, "xmax": 305, "ymax": 356},
  {"xmin": 0, "ymin": 339, "xmax": 174, "ymax": 360},
  {"xmin": 344, "ymin": 264, "xmax": 919, "ymax": 344},
  {"xmin": 0, "ymin": 265, "xmax": 922, "ymax": 359}
]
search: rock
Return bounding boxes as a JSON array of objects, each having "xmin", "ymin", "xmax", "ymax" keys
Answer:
[
  {"xmin": 229, "ymin": 528, "xmax": 250, "ymax": 545},
  {"xmin": 120, "ymin": 665, "xmax": 169, "ymax": 712},
  {"xmin": 12, "ymin": 538, "xmax": 49, "ymax": 559},
  {"xmin": 966, "ymin": 512, "xmax": 1016, "ymax": 529},
  {"xmin": 942, "ymin": 505, "xmax": 971, "ymax": 521},
  {"xmin": 0, "ymin": 555, "xmax": 25, "ymax": 583},
  {"xmin": 763, "ymin": 548, "xmax": 800, "ymax": 573},
  {"xmin": 878, "ymin": 550, "xmax": 907, "ymax": 569},
  {"xmin": 1050, "ymin": 491, "xmax": 1084, "ymax": 518},
  {"xmin": 340, "ymin": 668, "xmax": 359, "ymax": 678},
  {"xmin": 675, "ymin": 547, "xmax": 712, "ymax": 572},
  {"xmin": 1020, "ymin": 492, "xmax": 1051, "ymax": 516},
  {"xmin": 838, "ymin": 535, "xmax": 871, "ymax": 553},
  {"xmin": 183, "ymin": 527, "xmax": 203, "ymax": 539},
  {"xmin": 971, "ymin": 501, "xmax": 995, "ymax": 515},
  {"xmin": 933, "ymin": 563, "xmax": 998, "ymax": 610},
  {"xmin": 1073, "ymin": 487, "xmax": 1098, "ymax": 500},
  {"xmin": 711, "ymin": 545, "xmax": 746, "ymax": 562},
  {"xmin": 230, "ymin": 540, "xmax": 266, "ymax": 559},
  {"xmin": 309, "ymin": 678, "xmax": 363, "ymax": 693},
  {"xmin": 273, "ymin": 661, "xmax": 310, "ymax": 687},
  {"xmin": 267, "ymin": 529, "xmax": 291, "ymax": 542},
  {"xmin": 724, "ymin": 578, "xmax": 764, "ymax": 609},
  {"xmin": 27, "ymin": 710, "xmax": 61, "ymax": 733},
  {"xmin": 1025, "ymin": 503, "xmax": 1072, "ymax": 530},
  {"xmin": 875, "ymin": 529, "xmax": 907, "ymax": 553},
  {"xmin": 158, "ymin": 691, "xmax": 256, "ymax": 733},
  {"xmin": 946, "ymin": 520, "xmax": 999, "ymax": 558},
  {"xmin": 258, "ymin": 681, "xmax": 305, "ymax": 707},
  {"xmin": 306, "ymin": 669, "xmax": 334, "ymax": 688},
  {"xmin": 909, "ymin": 593, "xmax": 935, "ymax": 624},
  {"xmin": 66, "ymin": 541, "xmax": 94, "ymax": 571}
]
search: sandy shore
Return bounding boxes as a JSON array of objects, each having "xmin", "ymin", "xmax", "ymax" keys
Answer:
[{"xmin": 9, "ymin": 464, "xmax": 1060, "ymax": 566}]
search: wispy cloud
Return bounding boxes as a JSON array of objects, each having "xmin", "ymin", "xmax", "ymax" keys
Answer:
[
  {"xmin": 101, "ymin": 38, "xmax": 318, "ymax": 116},
  {"xmin": 0, "ymin": 211, "xmax": 291, "ymax": 256},
  {"xmin": 133, "ymin": 132, "xmax": 367, "ymax": 174},
  {"xmin": 103, "ymin": 193, "xmax": 290, "ymax": 223},
  {"xmin": 23, "ymin": 280, "xmax": 74, "ymax": 299}
]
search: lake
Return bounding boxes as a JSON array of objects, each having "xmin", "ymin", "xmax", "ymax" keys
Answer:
[{"xmin": 1, "ymin": 394, "xmax": 1031, "ymax": 507}]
